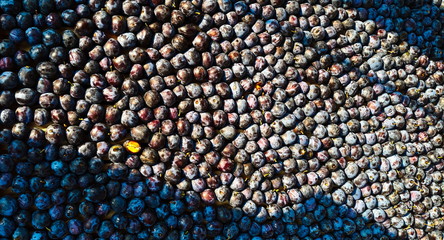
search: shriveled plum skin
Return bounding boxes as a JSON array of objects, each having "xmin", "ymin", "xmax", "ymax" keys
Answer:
[{"xmin": 1, "ymin": 0, "xmax": 444, "ymax": 239}]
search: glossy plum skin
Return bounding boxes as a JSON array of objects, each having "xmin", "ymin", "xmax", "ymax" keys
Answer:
[{"xmin": 0, "ymin": 0, "xmax": 444, "ymax": 239}]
